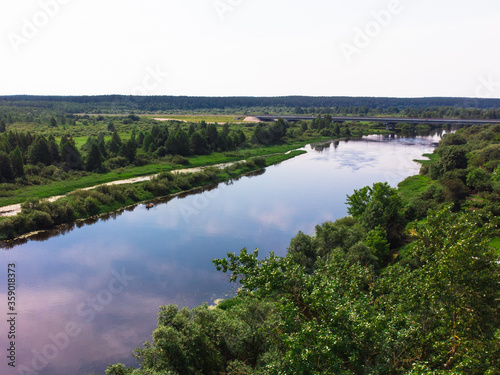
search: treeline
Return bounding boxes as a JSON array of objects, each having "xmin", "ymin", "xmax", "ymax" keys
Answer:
[
  {"xmin": 0, "ymin": 116, "xmax": 360, "ymax": 185},
  {"xmin": 0, "ymin": 120, "xmax": 248, "ymax": 183},
  {"xmin": 2, "ymin": 95, "xmax": 500, "ymax": 114}
]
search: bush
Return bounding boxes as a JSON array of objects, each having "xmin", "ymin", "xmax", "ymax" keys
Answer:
[
  {"xmin": 31, "ymin": 210, "xmax": 54, "ymax": 229},
  {"xmin": 319, "ymin": 128, "xmax": 332, "ymax": 137},
  {"xmin": 172, "ymin": 155, "xmax": 189, "ymax": 165},
  {"xmin": 84, "ymin": 197, "xmax": 100, "ymax": 216},
  {"xmin": 252, "ymin": 156, "xmax": 266, "ymax": 167},
  {"xmin": 134, "ymin": 154, "xmax": 150, "ymax": 166},
  {"xmin": 106, "ymin": 156, "xmax": 128, "ymax": 170}
]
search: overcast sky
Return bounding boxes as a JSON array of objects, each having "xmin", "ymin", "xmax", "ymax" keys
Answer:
[{"xmin": 0, "ymin": 0, "xmax": 499, "ymax": 98}]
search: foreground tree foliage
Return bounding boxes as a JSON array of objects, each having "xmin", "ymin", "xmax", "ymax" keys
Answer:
[{"xmin": 106, "ymin": 206, "xmax": 499, "ymax": 375}]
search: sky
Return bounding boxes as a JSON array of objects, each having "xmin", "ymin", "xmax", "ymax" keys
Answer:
[{"xmin": 0, "ymin": 0, "xmax": 499, "ymax": 98}]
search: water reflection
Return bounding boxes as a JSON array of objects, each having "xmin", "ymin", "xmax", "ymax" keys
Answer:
[
  {"xmin": 1, "ymin": 171, "xmax": 267, "ymax": 250},
  {"xmin": 1, "ymin": 133, "xmax": 446, "ymax": 375}
]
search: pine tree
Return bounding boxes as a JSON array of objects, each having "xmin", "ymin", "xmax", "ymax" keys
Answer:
[
  {"xmin": 61, "ymin": 141, "xmax": 84, "ymax": 170},
  {"xmin": 86, "ymin": 142, "xmax": 103, "ymax": 172},
  {"xmin": 28, "ymin": 136, "xmax": 52, "ymax": 165},
  {"xmin": 9, "ymin": 147, "xmax": 24, "ymax": 178},
  {"xmin": 48, "ymin": 135, "xmax": 60, "ymax": 163},
  {"xmin": 0, "ymin": 151, "xmax": 14, "ymax": 182}
]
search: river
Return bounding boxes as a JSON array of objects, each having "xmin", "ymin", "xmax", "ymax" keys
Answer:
[{"xmin": 1, "ymin": 131, "xmax": 445, "ymax": 375}]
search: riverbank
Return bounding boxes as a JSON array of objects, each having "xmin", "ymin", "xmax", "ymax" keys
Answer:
[
  {"xmin": 0, "ymin": 150, "xmax": 306, "ymax": 242},
  {"xmin": 0, "ymin": 140, "xmax": 330, "ymax": 208},
  {"xmin": 0, "ymin": 160, "xmax": 247, "ymax": 217}
]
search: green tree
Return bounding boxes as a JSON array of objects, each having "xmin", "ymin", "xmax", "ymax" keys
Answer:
[
  {"xmin": 174, "ymin": 128, "xmax": 190, "ymax": 156},
  {"xmin": 438, "ymin": 145, "xmax": 468, "ymax": 172},
  {"xmin": 9, "ymin": 146, "xmax": 24, "ymax": 178},
  {"xmin": 60, "ymin": 140, "xmax": 84, "ymax": 170},
  {"xmin": 388, "ymin": 207, "xmax": 500, "ymax": 372},
  {"xmin": 86, "ymin": 141, "xmax": 103, "ymax": 172},
  {"xmin": 142, "ymin": 133, "xmax": 154, "ymax": 152},
  {"xmin": 365, "ymin": 225, "xmax": 390, "ymax": 263},
  {"xmin": 28, "ymin": 136, "xmax": 52, "ymax": 165},
  {"xmin": 48, "ymin": 135, "xmax": 60, "ymax": 163},
  {"xmin": 111, "ymin": 130, "xmax": 122, "ymax": 146},
  {"xmin": 189, "ymin": 131, "xmax": 209, "ymax": 155},
  {"xmin": 119, "ymin": 139, "xmax": 137, "ymax": 163},
  {"xmin": 205, "ymin": 123, "xmax": 219, "ymax": 150},
  {"xmin": 347, "ymin": 182, "xmax": 406, "ymax": 246},
  {"xmin": 0, "ymin": 151, "xmax": 14, "ymax": 182}
]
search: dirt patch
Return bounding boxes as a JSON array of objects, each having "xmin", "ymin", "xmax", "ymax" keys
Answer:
[{"xmin": 244, "ymin": 116, "xmax": 262, "ymax": 122}]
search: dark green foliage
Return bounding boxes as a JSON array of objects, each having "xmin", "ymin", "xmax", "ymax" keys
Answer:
[
  {"xmin": 119, "ymin": 139, "xmax": 137, "ymax": 163},
  {"xmin": 173, "ymin": 128, "xmax": 190, "ymax": 156},
  {"xmin": 122, "ymin": 298, "xmax": 274, "ymax": 375},
  {"xmin": 438, "ymin": 145, "xmax": 468, "ymax": 172},
  {"xmin": 171, "ymin": 155, "xmax": 189, "ymax": 165},
  {"xmin": 252, "ymin": 119, "xmax": 289, "ymax": 145},
  {"xmin": 440, "ymin": 132, "xmax": 467, "ymax": 146},
  {"xmin": 205, "ymin": 123, "xmax": 219, "ymax": 150},
  {"xmin": 417, "ymin": 124, "xmax": 500, "ymax": 216},
  {"xmin": 208, "ymin": 207, "xmax": 500, "ymax": 374},
  {"xmin": 60, "ymin": 140, "xmax": 84, "ymax": 170},
  {"xmin": 28, "ymin": 136, "xmax": 52, "ymax": 165},
  {"xmin": 347, "ymin": 182, "xmax": 406, "ymax": 246},
  {"xmin": 0, "ymin": 151, "xmax": 14, "ymax": 182},
  {"xmin": 9, "ymin": 146, "xmax": 24, "ymax": 177},
  {"xmin": 48, "ymin": 135, "xmax": 60, "ymax": 163},
  {"xmin": 86, "ymin": 141, "xmax": 104, "ymax": 172},
  {"xmin": 189, "ymin": 131, "xmax": 209, "ymax": 155}
]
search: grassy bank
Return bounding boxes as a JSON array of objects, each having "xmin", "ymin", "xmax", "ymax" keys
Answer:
[{"xmin": 0, "ymin": 141, "xmax": 313, "ymax": 207}]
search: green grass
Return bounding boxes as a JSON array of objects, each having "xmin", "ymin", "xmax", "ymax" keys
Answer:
[
  {"xmin": 490, "ymin": 238, "xmax": 500, "ymax": 254},
  {"xmin": 415, "ymin": 152, "xmax": 438, "ymax": 166},
  {"xmin": 397, "ymin": 175, "xmax": 432, "ymax": 202}
]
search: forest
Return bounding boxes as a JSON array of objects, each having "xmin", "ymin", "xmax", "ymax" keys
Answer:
[
  {"xmin": 104, "ymin": 124, "xmax": 500, "ymax": 375},
  {"xmin": 2, "ymin": 95, "xmax": 500, "ymax": 116}
]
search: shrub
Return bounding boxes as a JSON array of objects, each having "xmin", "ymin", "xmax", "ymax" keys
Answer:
[
  {"xmin": 252, "ymin": 156, "xmax": 266, "ymax": 167},
  {"xmin": 172, "ymin": 155, "xmax": 190, "ymax": 165},
  {"xmin": 84, "ymin": 197, "xmax": 100, "ymax": 216},
  {"xmin": 106, "ymin": 156, "xmax": 128, "ymax": 170},
  {"xmin": 31, "ymin": 210, "xmax": 54, "ymax": 229}
]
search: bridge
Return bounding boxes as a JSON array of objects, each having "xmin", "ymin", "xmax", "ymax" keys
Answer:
[{"xmin": 255, "ymin": 115, "xmax": 500, "ymax": 129}]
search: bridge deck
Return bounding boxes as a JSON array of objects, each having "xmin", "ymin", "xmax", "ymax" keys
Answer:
[{"xmin": 256, "ymin": 115, "xmax": 500, "ymax": 125}]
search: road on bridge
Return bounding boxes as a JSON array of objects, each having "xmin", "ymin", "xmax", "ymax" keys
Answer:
[{"xmin": 255, "ymin": 115, "xmax": 500, "ymax": 126}]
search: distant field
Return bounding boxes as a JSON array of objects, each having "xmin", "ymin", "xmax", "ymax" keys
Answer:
[{"xmin": 149, "ymin": 115, "xmax": 247, "ymax": 123}]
